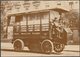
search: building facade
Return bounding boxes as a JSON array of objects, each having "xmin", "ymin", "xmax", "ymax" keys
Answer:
[{"xmin": 1, "ymin": 1, "xmax": 79, "ymax": 44}]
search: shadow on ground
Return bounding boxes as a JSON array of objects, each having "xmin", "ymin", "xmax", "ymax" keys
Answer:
[{"xmin": 1, "ymin": 49, "xmax": 63, "ymax": 55}]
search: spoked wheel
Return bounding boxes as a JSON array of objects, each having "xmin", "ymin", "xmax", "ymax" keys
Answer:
[
  {"xmin": 54, "ymin": 43, "xmax": 65, "ymax": 53},
  {"xmin": 41, "ymin": 40, "xmax": 53, "ymax": 54},
  {"xmin": 13, "ymin": 39, "xmax": 24, "ymax": 51}
]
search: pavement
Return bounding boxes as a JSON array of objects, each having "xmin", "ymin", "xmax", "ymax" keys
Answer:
[{"xmin": 64, "ymin": 45, "xmax": 80, "ymax": 52}]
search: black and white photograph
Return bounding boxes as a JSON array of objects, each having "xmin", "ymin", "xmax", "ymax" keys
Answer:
[{"xmin": 1, "ymin": 0, "xmax": 80, "ymax": 57}]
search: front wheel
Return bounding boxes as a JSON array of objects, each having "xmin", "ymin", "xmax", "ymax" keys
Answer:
[{"xmin": 54, "ymin": 43, "xmax": 65, "ymax": 53}]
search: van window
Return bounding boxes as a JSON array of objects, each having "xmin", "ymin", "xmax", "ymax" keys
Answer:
[
  {"xmin": 15, "ymin": 15, "xmax": 22, "ymax": 23},
  {"xmin": 9, "ymin": 16, "xmax": 15, "ymax": 26}
]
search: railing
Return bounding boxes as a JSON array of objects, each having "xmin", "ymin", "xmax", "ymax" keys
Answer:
[{"xmin": 14, "ymin": 23, "xmax": 49, "ymax": 32}]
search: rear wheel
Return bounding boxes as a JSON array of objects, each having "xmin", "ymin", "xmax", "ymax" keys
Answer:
[
  {"xmin": 54, "ymin": 42, "xmax": 65, "ymax": 53},
  {"xmin": 41, "ymin": 40, "xmax": 53, "ymax": 54},
  {"xmin": 13, "ymin": 39, "xmax": 24, "ymax": 51}
]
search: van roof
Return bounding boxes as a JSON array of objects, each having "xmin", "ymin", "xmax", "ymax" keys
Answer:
[{"xmin": 7, "ymin": 7, "xmax": 69, "ymax": 16}]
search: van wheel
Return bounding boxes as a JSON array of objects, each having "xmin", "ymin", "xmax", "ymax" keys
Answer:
[
  {"xmin": 41, "ymin": 40, "xmax": 53, "ymax": 54},
  {"xmin": 13, "ymin": 39, "xmax": 24, "ymax": 51},
  {"xmin": 54, "ymin": 43, "xmax": 65, "ymax": 53}
]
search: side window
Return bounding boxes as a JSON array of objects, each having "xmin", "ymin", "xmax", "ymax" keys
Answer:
[
  {"xmin": 20, "ymin": 15, "xmax": 27, "ymax": 32},
  {"xmin": 14, "ymin": 15, "xmax": 27, "ymax": 32},
  {"xmin": 28, "ymin": 14, "xmax": 37, "ymax": 25},
  {"xmin": 15, "ymin": 16, "xmax": 22, "ymax": 23},
  {"xmin": 9, "ymin": 16, "xmax": 15, "ymax": 26},
  {"xmin": 15, "ymin": 15, "xmax": 23, "ymax": 26},
  {"xmin": 28, "ymin": 14, "xmax": 33, "ymax": 25},
  {"xmin": 21, "ymin": 15, "xmax": 27, "ymax": 25},
  {"xmin": 42, "ymin": 12, "xmax": 49, "ymax": 24},
  {"xmin": 41, "ymin": 13, "xmax": 44, "ymax": 24},
  {"xmin": 34, "ymin": 13, "xmax": 40, "ymax": 24}
]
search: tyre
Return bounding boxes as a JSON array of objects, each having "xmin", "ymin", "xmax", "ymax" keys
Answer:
[
  {"xmin": 41, "ymin": 39, "xmax": 53, "ymax": 54},
  {"xmin": 54, "ymin": 43, "xmax": 65, "ymax": 53},
  {"xmin": 13, "ymin": 39, "xmax": 24, "ymax": 51}
]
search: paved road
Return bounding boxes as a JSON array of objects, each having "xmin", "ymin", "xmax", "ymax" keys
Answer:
[{"xmin": 1, "ymin": 42, "xmax": 80, "ymax": 56}]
